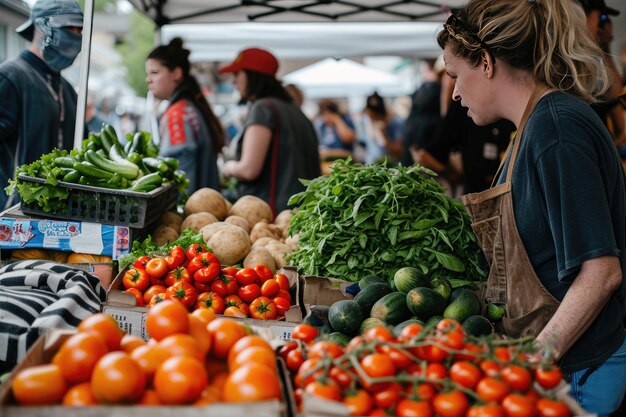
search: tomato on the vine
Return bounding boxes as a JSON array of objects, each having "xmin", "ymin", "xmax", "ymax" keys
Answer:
[
  {"xmin": 467, "ymin": 404, "xmax": 505, "ymax": 417},
  {"xmin": 426, "ymin": 362, "xmax": 447, "ymax": 381},
  {"xmin": 476, "ymin": 377, "xmax": 510, "ymax": 403},
  {"xmin": 291, "ymin": 324, "xmax": 318, "ymax": 343},
  {"xmin": 305, "ymin": 380, "xmax": 342, "ymax": 402},
  {"xmin": 433, "ymin": 390, "xmax": 469, "ymax": 417},
  {"xmin": 165, "ymin": 245, "xmax": 185, "ymax": 270},
  {"xmin": 145, "ymin": 257, "xmax": 168, "ymax": 279},
  {"xmin": 372, "ymin": 382, "xmax": 402, "ymax": 409},
  {"xmin": 196, "ymin": 291, "xmax": 225, "ymax": 314},
  {"xmin": 308, "ymin": 341, "xmax": 343, "ymax": 359},
  {"xmin": 364, "ymin": 326, "xmax": 393, "ymax": 343},
  {"xmin": 123, "ymin": 268, "xmax": 150, "ymax": 292},
  {"xmin": 534, "ymin": 367, "xmax": 563, "ymax": 389},
  {"xmin": 435, "ymin": 318, "xmax": 465, "ymax": 350},
  {"xmin": 501, "ymin": 393, "xmax": 537, "ymax": 417},
  {"xmin": 165, "ymin": 281, "xmax": 198, "ymax": 309},
  {"xmin": 360, "ymin": 353, "xmax": 396, "ymax": 379},
  {"xmin": 396, "ymin": 398, "xmax": 433, "ymax": 417},
  {"xmin": 235, "ymin": 268, "xmax": 259, "ymax": 286},
  {"xmin": 449, "ymin": 361, "xmax": 482, "ymax": 389},
  {"xmin": 285, "ymin": 348, "xmax": 305, "ymax": 372},
  {"xmin": 249, "ymin": 296, "xmax": 277, "ymax": 320},
  {"xmin": 329, "ymin": 366, "xmax": 353, "ymax": 389},
  {"xmin": 344, "ymin": 389, "xmax": 374, "ymax": 416},
  {"xmin": 165, "ymin": 266, "xmax": 191, "ymax": 287},
  {"xmin": 536, "ymin": 398, "xmax": 571, "ymax": 417},
  {"xmin": 501, "ymin": 364, "xmax": 532, "ymax": 392},
  {"xmin": 254, "ymin": 264, "xmax": 274, "ymax": 283},
  {"xmin": 185, "ymin": 243, "xmax": 206, "ymax": 261},
  {"xmin": 406, "ymin": 382, "xmax": 436, "ymax": 402},
  {"xmin": 133, "ymin": 255, "xmax": 151, "ymax": 270}
]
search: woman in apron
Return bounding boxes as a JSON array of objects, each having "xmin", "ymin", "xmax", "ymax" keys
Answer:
[{"xmin": 437, "ymin": 0, "xmax": 626, "ymax": 414}]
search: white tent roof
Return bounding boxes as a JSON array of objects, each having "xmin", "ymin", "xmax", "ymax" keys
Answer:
[{"xmin": 161, "ymin": 21, "xmax": 444, "ymax": 62}]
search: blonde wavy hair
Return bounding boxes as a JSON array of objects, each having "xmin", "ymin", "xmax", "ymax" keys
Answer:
[{"xmin": 437, "ymin": 0, "xmax": 611, "ymax": 103}]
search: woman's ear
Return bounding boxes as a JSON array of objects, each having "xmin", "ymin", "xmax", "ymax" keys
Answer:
[
  {"xmin": 173, "ymin": 67, "xmax": 184, "ymax": 83},
  {"xmin": 481, "ymin": 50, "xmax": 495, "ymax": 78}
]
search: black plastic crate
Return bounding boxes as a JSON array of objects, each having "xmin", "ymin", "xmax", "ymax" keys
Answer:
[{"xmin": 18, "ymin": 174, "xmax": 177, "ymax": 228}]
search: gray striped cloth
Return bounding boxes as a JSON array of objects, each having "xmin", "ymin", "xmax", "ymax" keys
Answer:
[{"xmin": 0, "ymin": 260, "xmax": 106, "ymax": 373}]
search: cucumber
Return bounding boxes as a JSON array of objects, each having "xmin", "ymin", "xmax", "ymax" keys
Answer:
[
  {"xmin": 370, "ymin": 292, "xmax": 412, "ymax": 325},
  {"xmin": 129, "ymin": 172, "xmax": 163, "ymax": 192},
  {"xmin": 72, "ymin": 162, "xmax": 114, "ymax": 180},
  {"xmin": 142, "ymin": 157, "xmax": 170, "ymax": 175},
  {"xmin": 54, "ymin": 156, "xmax": 78, "ymax": 169},
  {"xmin": 85, "ymin": 150, "xmax": 139, "ymax": 180},
  {"xmin": 62, "ymin": 169, "xmax": 81, "ymax": 183}
]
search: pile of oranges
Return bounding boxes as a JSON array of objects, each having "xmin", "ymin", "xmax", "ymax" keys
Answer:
[{"xmin": 11, "ymin": 300, "xmax": 282, "ymax": 406}]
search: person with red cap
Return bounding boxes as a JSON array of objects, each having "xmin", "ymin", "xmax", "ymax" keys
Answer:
[
  {"xmin": 220, "ymin": 47, "xmax": 321, "ymax": 214},
  {"xmin": 0, "ymin": 0, "xmax": 84, "ymax": 210}
]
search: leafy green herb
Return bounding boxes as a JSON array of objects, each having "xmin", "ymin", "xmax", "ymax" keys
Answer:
[
  {"xmin": 118, "ymin": 229, "xmax": 206, "ymax": 270},
  {"xmin": 287, "ymin": 159, "xmax": 486, "ymax": 283}
]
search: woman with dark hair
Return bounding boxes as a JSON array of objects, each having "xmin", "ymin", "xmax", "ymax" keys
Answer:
[
  {"xmin": 145, "ymin": 37, "xmax": 225, "ymax": 193},
  {"xmin": 220, "ymin": 48, "xmax": 320, "ymax": 215},
  {"xmin": 359, "ymin": 92, "xmax": 404, "ymax": 164}
]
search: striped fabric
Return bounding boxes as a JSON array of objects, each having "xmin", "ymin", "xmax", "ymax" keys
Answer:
[{"xmin": 0, "ymin": 260, "xmax": 106, "ymax": 373}]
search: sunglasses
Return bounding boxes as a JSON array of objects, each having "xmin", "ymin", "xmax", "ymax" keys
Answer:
[{"xmin": 444, "ymin": 13, "xmax": 495, "ymax": 62}]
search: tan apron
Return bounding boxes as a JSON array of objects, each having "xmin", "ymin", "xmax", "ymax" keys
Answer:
[{"xmin": 460, "ymin": 86, "xmax": 560, "ymax": 338}]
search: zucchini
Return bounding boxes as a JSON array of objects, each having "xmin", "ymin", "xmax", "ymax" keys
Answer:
[
  {"xmin": 161, "ymin": 157, "xmax": 179, "ymax": 171},
  {"xmin": 109, "ymin": 143, "xmax": 128, "ymax": 161},
  {"xmin": 62, "ymin": 170, "xmax": 81, "ymax": 183},
  {"xmin": 99, "ymin": 128, "xmax": 113, "ymax": 153},
  {"xmin": 129, "ymin": 172, "xmax": 163, "ymax": 192},
  {"xmin": 85, "ymin": 150, "xmax": 139, "ymax": 180},
  {"xmin": 142, "ymin": 157, "xmax": 170, "ymax": 175},
  {"xmin": 72, "ymin": 161, "xmax": 114, "ymax": 180},
  {"xmin": 54, "ymin": 156, "xmax": 78, "ymax": 169},
  {"xmin": 102, "ymin": 124, "xmax": 121, "ymax": 147},
  {"xmin": 128, "ymin": 132, "xmax": 143, "ymax": 154}
]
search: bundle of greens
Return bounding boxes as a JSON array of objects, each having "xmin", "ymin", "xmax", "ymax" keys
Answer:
[{"xmin": 288, "ymin": 160, "xmax": 486, "ymax": 283}]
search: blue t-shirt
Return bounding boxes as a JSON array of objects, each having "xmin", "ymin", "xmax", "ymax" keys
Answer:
[
  {"xmin": 499, "ymin": 91, "xmax": 626, "ymax": 372},
  {"xmin": 314, "ymin": 115, "xmax": 355, "ymax": 152}
]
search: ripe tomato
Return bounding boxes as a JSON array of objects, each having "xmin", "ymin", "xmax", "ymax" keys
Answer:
[
  {"xmin": 261, "ymin": 279, "xmax": 280, "ymax": 297},
  {"xmin": 133, "ymin": 255, "xmax": 151, "ymax": 270},
  {"xmin": 145, "ymin": 299, "xmax": 189, "ymax": 340},
  {"xmin": 378, "ymin": 345, "xmax": 412, "ymax": 370},
  {"xmin": 292, "ymin": 324, "xmax": 318, "ymax": 343},
  {"xmin": 165, "ymin": 281, "xmax": 199, "ymax": 309},
  {"xmin": 329, "ymin": 365, "xmax": 352, "ymax": 388},
  {"xmin": 467, "ymin": 404, "xmax": 505, "ymax": 417},
  {"xmin": 534, "ymin": 367, "xmax": 563, "ymax": 389},
  {"xmin": 419, "ymin": 343, "xmax": 449, "ymax": 362},
  {"xmin": 145, "ymin": 257, "xmax": 169, "ymax": 279},
  {"xmin": 364, "ymin": 326, "xmax": 393, "ymax": 343},
  {"xmin": 186, "ymin": 243, "xmax": 207, "ymax": 261},
  {"xmin": 360, "ymin": 353, "xmax": 396, "ymax": 379},
  {"xmin": 480, "ymin": 359, "xmax": 501, "ymax": 377},
  {"xmin": 207, "ymin": 318, "xmax": 247, "ymax": 358},
  {"xmin": 147, "ymin": 292, "xmax": 166, "ymax": 307},
  {"xmin": 190, "ymin": 256, "xmax": 221, "ymax": 284},
  {"xmin": 123, "ymin": 268, "xmax": 150, "ymax": 292},
  {"xmin": 273, "ymin": 296, "xmax": 291, "ymax": 316},
  {"xmin": 130, "ymin": 344, "xmax": 171, "ymax": 378},
  {"xmin": 493, "ymin": 346, "xmax": 512, "ymax": 363},
  {"xmin": 52, "ymin": 332, "xmax": 108, "ymax": 383},
  {"xmin": 12, "ymin": 364, "xmax": 67, "ymax": 405},
  {"xmin": 224, "ymin": 306, "xmax": 248, "ymax": 317},
  {"xmin": 455, "ymin": 342, "xmax": 485, "ymax": 362},
  {"xmin": 191, "ymin": 307, "xmax": 217, "ymax": 324},
  {"xmin": 308, "ymin": 340, "xmax": 344, "ymax": 359},
  {"xmin": 143, "ymin": 285, "xmax": 167, "ymax": 304},
  {"xmin": 224, "ymin": 294, "xmax": 246, "ymax": 310},
  {"xmin": 165, "ymin": 245, "xmax": 186, "ymax": 270},
  {"xmin": 211, "ymin": 275, "xmax": 238, "ymax": 297},
  {"xmin": 193, "ymin": 279, "xmax": 212, "ymax": 293},
  {"xmin": 426, "ymin": 362, "xmax": 448, "ymax": 381},
  {"xmin": 123, "ymin": 287, "xmax": 145, "ymax": 307},
  {"xmin": 501, "ymin": 364, "xmax": 532, "ymax": 392},
  {"xmin": 476, "ymin": 377, "xmax": 510, "ymax": 403},
  {"xmin": 397, "ymin": 398, "xmax": 433, "ymax": 417},
  {"xmin": 62, "ymin": 382, "xmax": 98, "ymax": 406},
  {"xmin": 228, "ymin": 335, "xmax": 273, "ymax": 369},
  {"xmin": 502, "ymin": 393, "xmax": 537, "ymax": 417},
  {"xmin": 274, "ymin": 273, "xmax": 290, "ymax": 291},
  {"xmin": 120, "ymin": 334, "xmax": 146, "ymax": 353},
  {"xmin": 154, "ymin": 356, "xmax": 208, "ymax": 404},
  {"xmin": 436, "ymin": 318, "xmax": 465, "ymax": 350},
  {"xmin": 433, "ymin": 390, "xmax": 469, "ymax": 417},
  {"xmin": 137, "ymin": 389, "xmax": 162, "ymax": 405},
  {"xmin": 196, "ymin": 291, "xmax": 225, "ymax": 314},
  {"xmin": 77, "ymin": 313, "xmax": 124, "ymax": 350},
  {"xmin": 254, "ymin": 264, "xmax": 274, "ymax": 283},
  {"xmin": 223, "ymin": 363, "xmax": 280, "ymax": 402},
  {"xmin": 249, "ymin": 296, "xmax": 277, "ymax": 320},
  {"xmin": 239, "ymin": 283, "xmax": 262, "ymax": 303},
  {"xmin": 344, "ymin": 389, "xmax": 373, "ymax": 416},
  {"xmin": 230, "ymin": 346, "xmax": 277, "ymax": 373},
  {"xmin": 222, "ymin": 265, "xmax": 239, "ymax": 277},
  {"xmin": 165, "ymin": 266, "xmax": 191, "ymax": 287},
  {"xmin": 277, "ymin": 289, "xmax": 292, "ymax": 303},
  {"xmin": 537, "ymin": 398, "xmax": 571, "ymax": 417},
  {"xmin": 295, "ymin": 358, "xmax": 323, "ymax": 388},
  {"xmin": 235, "ymin": 267, "xmax": 259, "ymax": 286},
  {"xmin": 406, "ymin": 382, "xmax": 436, "ymax": 402},
  {"xmin": 188, "ymin": 313, "xmax": 212, "ymax": 354},
  {"xmin": 158, "ymin": 334, "xmax": 205, "ymax": 362},
  {"xmin": 372, "ymin": 382, "xmax": 402, "ymax": 409},
  {"xmin": 91, "ymin": 351, "xmax": 146, "ymax": 403},
  {"xmin": 305, "ymin": 379, "xmax": 342, "ymax": 401},
  {"xmin": 449, "ymin": 361, "xmax": 482, "ymax": 389}
]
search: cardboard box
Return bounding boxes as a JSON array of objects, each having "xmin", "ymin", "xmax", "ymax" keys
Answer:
[
  {"xmin": 0, "ymin": 330, "xmax": 292, "ymax": 417},
  {"xmin": 298, "ymin": 275, "xmax": 356, "ymax": 317},
  {"xmin": 0, "ymin": 205, "xmax": 149, "ymax": 260},
  {"xmin": 103, "ymin": 267, "xmax": 304, "ymax": 341}
]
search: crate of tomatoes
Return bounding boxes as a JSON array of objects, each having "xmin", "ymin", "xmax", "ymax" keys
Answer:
[
  {"xmin": 0, "ymin": 305, "xmax": 294, "ymax": 416},
  {"xmin": 280, "ymin": 320, "xmax": 592, "ymax": 417},
  {"xmin": 102, "ymin": 242, "xmax": 303, "ymax": 341}
]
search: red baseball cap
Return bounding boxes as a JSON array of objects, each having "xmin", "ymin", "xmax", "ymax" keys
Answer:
[{"xmin": 219, "ymin": 48, "xmax": 279, "ymax": 77}]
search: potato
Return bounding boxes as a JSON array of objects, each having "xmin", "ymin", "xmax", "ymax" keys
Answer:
[
  {"xmin": 152, "ymin": 225, "xmax": 180, "ymax": 246},
  {"xmin": 229, "ymin": 195, "xmax": 273, "ymax": 228},
  {"xmin": 199, "ymin": 222, "xmax": 230, "ymax": 242},
  {"xmin": 274, "ymin": 209, "xmax": 292, "ymax": 227},
  {"xmin": 224, "ymin": 215, "xmax": 251, "ymax": 234},
  {"xmin": 249, "ymin": 220, "xmax": 283, "ymax": 243},
  {"xmin": 158, "ymin": 211, "xmax": 183, "ymax": 232},
  {"xmin": 184, "ymin": 188, "xmax": 228, "ymax": 220},
  {"xmin": 181, "ymin": 212, "xmax": 218, "ymax": 233},
  {"xmin": 225, "ymin": 198, "xmax": 233, "ymax": 212},
  {"xmin": 266, "ymin": 242, "xmax": 290, "ymax": 269},
  {"xmin": 208, "ymin": 224, "xmax": 251, "ymax": 265},
  {"xmin": 243, "ymin": 246, "xmax": 276, "ymax": 272},
  {"xmin": 252, "ymin": 237, "xmax": 277, "ymax": 247}
]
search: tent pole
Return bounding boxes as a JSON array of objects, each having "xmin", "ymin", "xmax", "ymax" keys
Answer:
[{"xmin": 73, "ymin": 0, "xmax": 95, "ymax": 150}]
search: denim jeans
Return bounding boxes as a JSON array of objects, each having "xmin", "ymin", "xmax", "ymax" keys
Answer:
[{"xmin": 568, "ymin": 336, "xmax": 626, "ymax": 417}]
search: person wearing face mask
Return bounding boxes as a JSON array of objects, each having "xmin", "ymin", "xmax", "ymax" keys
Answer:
[{"xmin": 0, "ymin": 0, "xmax": 83, "ymax": 210}]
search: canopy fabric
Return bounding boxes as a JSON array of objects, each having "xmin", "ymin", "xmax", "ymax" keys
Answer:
[
  {"xmin": 161, "ymin": 22, "xmax": 444, "ymax": 61},
  {"xmin": 129, "ymin": 0, "xmax": 466, "ymax": 26}
]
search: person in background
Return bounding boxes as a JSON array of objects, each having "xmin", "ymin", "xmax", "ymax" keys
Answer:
[
  {"xmin": 146, "ymin": 37, "xmax": 225, "ymax": 194},
  {"xmin": 402, "ymin": 58, "xmax": 444, "ymax": 166},
  {"xmin": 314, "ymin": 99, "xmax": 357, "ymax": 161},
  {"xmin": 0, "ymin": 0, "xmax": 83, "ymax": 210},
  {"xmin": 439, "ymin": 0, "xmax": 625, "ymax": 414},
  {"xmin": 284, "ymin": 83, "xmax": 304, "ymax": 108},
  {"xmin": 220, "ymin": 48, "xmax": 320, "ymax": 215},
  {"xmin": 86, "ymin": 92, "xmax": 106, "ymax": 134},
  {"xmin": 357, "ymin": 92, "xmax": 404, "ymax": 164}
]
